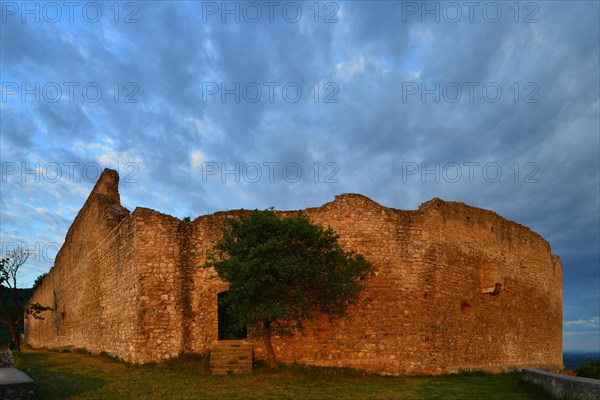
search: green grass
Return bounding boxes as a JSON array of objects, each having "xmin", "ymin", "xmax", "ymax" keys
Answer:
[{"xmin": 13, "ymin": 348, "xmax": 556, "ymax": 400}]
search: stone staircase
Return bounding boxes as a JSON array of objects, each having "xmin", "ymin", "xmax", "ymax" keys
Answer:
[{"xmin": 209, "ymin": 340, "xmax": 253, "ymax": 374}]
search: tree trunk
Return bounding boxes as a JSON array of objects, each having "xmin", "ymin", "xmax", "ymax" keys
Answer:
[
  {"xmin": 262, "ymin": 320, "xmax": 278, "ymax": 370},
  {"xmin": 9, "ymin": 320, "xmax": 21, "ymax": 352}
]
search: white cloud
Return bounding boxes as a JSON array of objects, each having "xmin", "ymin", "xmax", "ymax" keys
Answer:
[
  {"xmin": 90, "ymin": 141, "xmax": 142, "ymax": 169},
  {"xmin": 186, "ymin": 117, "xmax": 223, "ymax": 140},
  {"xmin": 335, "ymin": 55, "xmax": 393, "ymax": 81},
  {"xmin": 335, "ymin": 55, "xmax": 366, "ymax": 80},
  {"xmin": 34, "ymin": 207, "xmax": 52, "ymax": 215},
  {"xmin": 190, "ymin": 150, "xmax": 206, "ymax": 172},
  {"xmin": 564, "ymin": 316, "xmax": 600, "ymax": 328}
]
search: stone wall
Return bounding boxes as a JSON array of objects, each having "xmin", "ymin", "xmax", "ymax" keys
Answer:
[
  {"xmin": 26, "ymin": 172, "xmax": 187, "ymax": 362},
  {"xmin": 250, "ymin": 195, "xmax": 562, "ymax": 374},
  {"xmin": 26, "ymin": 169, "xmax": 138, "ymax": 358},
  {"xmin": 26, "ymin": 169, "xmax": 563, "ymax": 374},
  {"xmin": 0, "ymin": 367, "xmax": 35, "ymax": 400},
  {"xmin": 522, "ymin": 369, "xmax": 600, "ymax": 400}
]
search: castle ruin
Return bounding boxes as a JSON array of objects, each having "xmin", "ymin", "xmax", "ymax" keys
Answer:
[{"xmin": 26, "ymin": 169, "xmax": 563, "ymax": 375}]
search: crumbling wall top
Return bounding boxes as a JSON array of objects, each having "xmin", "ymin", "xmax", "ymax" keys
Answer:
[{"xmin": 91, "ymin": 168, "xmax": 122, "ymax": 205}]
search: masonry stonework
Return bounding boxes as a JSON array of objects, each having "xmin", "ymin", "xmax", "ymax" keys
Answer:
[{"xmin": 26, "ymin": 169, "xmax": 563, "ymax": 375}]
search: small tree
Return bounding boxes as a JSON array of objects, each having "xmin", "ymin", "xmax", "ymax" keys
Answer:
[
  {"xmin": 32, "ymin": 273, "xmax": 48, "ymax": 291},
  {"xmin": 203, "ymin": 209, "xmax": 374, "ymax": 370},
  {"xmin": 0, "ymin": 247, "xmax": 52, "ymax": 351}
]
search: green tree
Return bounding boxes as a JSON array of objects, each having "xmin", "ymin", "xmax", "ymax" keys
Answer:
[
  {"xmin": 32, "ymin": 273, "xmax": 48, "ymax": 291},
  {"xmin": 203, "ymin": 209, "xmax": 374, "ymax": 370},
  {"xmin": 1, "ymin": 247, "xmax": 52, "ymax": 351}
]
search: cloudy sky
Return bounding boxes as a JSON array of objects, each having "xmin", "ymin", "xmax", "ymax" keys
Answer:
[{"xmin": 1, "ymin": 1, "xmax": 598, "ymax": 351}]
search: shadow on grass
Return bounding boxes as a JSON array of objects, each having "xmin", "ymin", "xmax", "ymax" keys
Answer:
[
  {"xmin": 34, "ymin": 371, "xmax": 108, "ymax": 399},
  {"xmin": 517, "ymin": 379, "xmax": 562, "ymax": 400},
  {"xmin": 15, "ymin": 349, "xmax": 562, "ymax": 400},
  {"xmin": 16, "ymin": 352, "xmax": 110, "ymax": 400}
]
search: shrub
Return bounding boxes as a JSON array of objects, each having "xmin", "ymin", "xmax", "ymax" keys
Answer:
[
  {"xmin": 164, "ymin": 351, "xmax": 203, "ymax": 366},
  {"xmin": 202, "ymin": 351, "xmax": 211, "ymax": 370},
  {"xmin": 576, "ymin": 360, "xmax": 600, "ymax": 380},
  {"xmin": 99, "ymin": 351, "xmax": 120, "ymax": 362}
]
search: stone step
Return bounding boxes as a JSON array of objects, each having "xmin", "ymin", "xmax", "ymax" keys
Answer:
[
  {"xmin": 210, "ymin": 353, "xmax": 252, "ymax": 358},
  {"xmin": 210, "ymin": 356, "xmax": 251, "ymax": 361},
  {"xmin": 210, "ymin": 348, "xmax": 251, "ymax": 352},
  {"xmin": 209, "ymin": 357, "xmax": 251, "ymax": 363},
  {"xmin": 209, "ymin": 340, "xmax": 253, "ymax": 375},
  {"xmin": 210, "ymin": 367, "xmax": 252, "ymax": 374},
  {"xmin": 210, "ymin": 360, "xmax": 251, "ymax": 365},
  {"xmin": 210, "ymin": 348, "xmax": 252, "ymax": 353}
]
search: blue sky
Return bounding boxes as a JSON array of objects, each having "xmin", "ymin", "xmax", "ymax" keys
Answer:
[{"xmin": 1, "ymin": 1, "xmax": 598, "ymax": 352}]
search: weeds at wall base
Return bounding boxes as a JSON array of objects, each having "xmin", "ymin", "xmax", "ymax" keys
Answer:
[{"xmin": 27, "ymin": 345, "xmax": 212, "ymax": 370}]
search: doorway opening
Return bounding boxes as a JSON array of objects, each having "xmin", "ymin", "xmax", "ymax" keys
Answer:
[{"xmin": 217, "ymin": 291, "xmax": 247, "ymax": 340}]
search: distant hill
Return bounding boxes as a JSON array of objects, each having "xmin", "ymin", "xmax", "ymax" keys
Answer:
[
  {"xmin": 563, "ymin": 352, "xmax": 600, "ymax": 370},
  {"xmin": 0, "ymin": 288, "xmax": 34, "ymax": 345}
]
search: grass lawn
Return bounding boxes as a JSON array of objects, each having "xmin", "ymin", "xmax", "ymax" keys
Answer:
[{"xmin": 13, "ymin": 348, "xmax": 555, "ymax": 400}]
